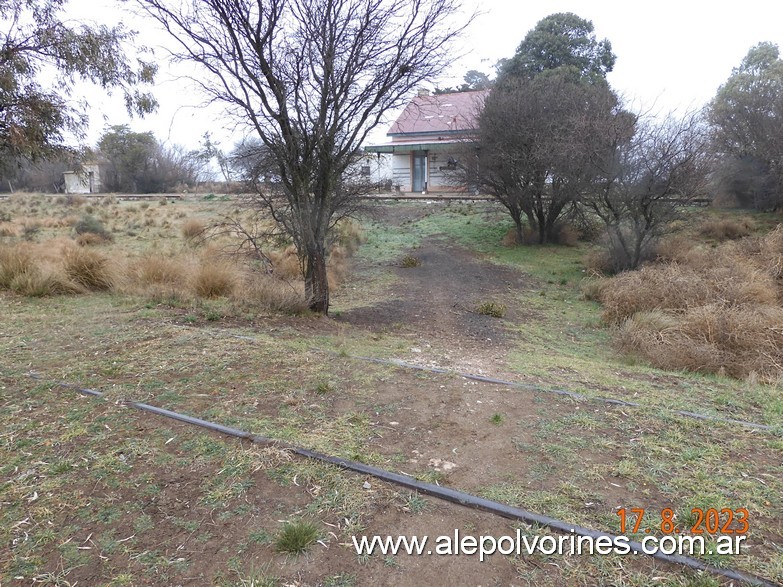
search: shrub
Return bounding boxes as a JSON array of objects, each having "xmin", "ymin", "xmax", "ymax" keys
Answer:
[
  {"xmin": 73, "ymin": 215, "xmax": 112, "ymax": 240},
  {"xmin": 62, "ymin": 247, "xmax": 114, "ymax": 290}
]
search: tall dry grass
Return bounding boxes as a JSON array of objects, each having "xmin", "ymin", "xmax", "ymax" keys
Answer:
[
  {"xmin": 599, "ymin": 225, "xmax": 783, "ymax": 381},
  {"xmin": 62, "ymin": 247, "xmax": 114, "ymax": 291}
]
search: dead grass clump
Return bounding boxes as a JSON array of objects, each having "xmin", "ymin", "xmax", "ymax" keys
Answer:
[
  {"xmin": 654, "ymin": 234, "xmax": 698, "ymax": 264},
  {"xmin": 580, "ymin": 276, "xmax": 612, "ymax": 302},
  {"xmin": 554, "ymin": 223, "xmax": 580, "ymax": 247},
  {"xmin": 616, "ymin": 304, "xmax": 783, "ymax": 381},
  {"xmin": 10, "ymin": 265, "xmax": 82, "ymax": 296},
  {"xmin": 63, "ymin": 194, "xmax": 87, "ymax": 207},
  {"xmin": 599, "ymin": 264, "xmax": 709, "ymax": 323},
  {"xmin": 62, "ymin": 247, "xmax": 114, "ymax": 291},
  {"xmin": 698, "ymin": 217, "xmax": 755, "ymax": 241},
  {"xmin": 0, "ymin": 244, "xmax": 36, "ymax": 288},
  {"xmin": 0, "ymin": 224, "xmax": 18, "ymax": 237},
  {"xmin": 237, "ymin": 273, "xmax": 308, "ymax": 313},
  {"xmin": 501, "ymin": 228, "xmax": 521, "ymax": 247},
  {"xmin": 400, "ymin": 255, "xmax": 421, "ymax": 268},
  {"xmin": 130, "ymin": 255, "xmax": 187, "ymax": 286},
  {"xmin": 269, "ymin": 246, "xmax": 302, "ymax": 280},
  {"xmin": 75, "ymin": 232, "xmax": 111, "ymax": 246},
  {"xmin": 191, "ymin": 259, "xmax": 239, "ymax": 298}
]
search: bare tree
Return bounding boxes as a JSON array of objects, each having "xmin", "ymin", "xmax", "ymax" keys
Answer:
[
  {"xmin": 472, "ymin": 71, "xmax": 620, "ymax": 243},
  {"xmin": 585, "ymin": 111, "xmax": 711, "ymax": 271},
  {"xmin": 136, "ymin": 0, "xmax": 470, "ymax": 313}
]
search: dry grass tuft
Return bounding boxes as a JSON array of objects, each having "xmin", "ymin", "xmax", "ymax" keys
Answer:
[
  {"xmin": 10, "ymin": 264, "xmax": 82, "ymax": 296},
  {"xmin": 501, "ymin": 228, "xmax": 521, "ymax": 247},
  {"xmin": 75, "ymin": 232, "xmax": 111, "ymax": 246},
  {"xmin": 62, "ymin": 246, "xmax": 114, "ymax": 291},
  {"xmin": 269, "ymin": 246, "xmax": 302, "ymax": 280},
  {"xmin": 0, "ymin": 244, "xmax": 37, "ymax": 288},
  {"xmin": 0, "ymin": 224, "xmax": 17, "ymax": 237},
  {"xmin": 181, "ymin": 217, "xmax": 206, "ymax": 241},
  {"xmin": 653, "ymin": 234, "xmax": 698, "ymax": 264},
  {"xmin": 130, "ymin": 255, "xmax": 187, "ymax": 287},
  {"xmin": 333, "ymin": 219, "xmax": 364, "ymax": 254},
  {"xmin": 0, "ymin": 244, "xmax": 81, "ymax": 296},
  {"xmin": 698, "ymin": 217, "xmax": 755, "ymax": 241},
  {"xmin": 191, "ymin": 258, "xmax": 239, "ymax": 298},
  {"xmin": 602, "ymin": 224, "xmax": 783, "ymax": 380},
  {"xmin": 617, "ymin": 305, "xmax": 783, "ymax": 380},
  {"xmin": 236, "ymin": 273, "xmax": 308, "ymax": 313}
]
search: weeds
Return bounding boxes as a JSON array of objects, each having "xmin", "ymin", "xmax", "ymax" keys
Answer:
[
  {"xmin": 400, "ymin": 255, "xmax": 421, "ymax": 268},
  {"xmin": 274, "ymin": 520, "xmax": 319, "ymax": 555},
  {"xmin": 476, "ymin": 301, "xmax": 506, "ymax": 318}
]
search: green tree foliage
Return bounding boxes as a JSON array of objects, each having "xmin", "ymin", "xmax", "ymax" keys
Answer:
[
  {"xmin": 98, "ymin": 125, "xmax": 203, "ymax": 193},
  {"xmin": 435, "ymin": 69, "xmax": 491, "ymax": 94},
  {"xmin": 709, "ymin": 42, "xmax": 783, "ymax": 209},
  {"xmin": 473, "ymin": 13, "xmax": 619, "ymax": 244},
  {"xmin": 500, "ymin": 12, "xmax": 615, "ymax": 81},
  {"xmin": 0, "ymin": 0, "xmax": 157, "ymax": 170}
]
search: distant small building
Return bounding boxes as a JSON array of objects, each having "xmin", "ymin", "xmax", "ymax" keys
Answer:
[
  {"xmin": 365, "ymin": 89, "xmax": 488, "ymax": 193},
  {"xmin": 63, "ymin": 162, "xmax": 108, "ymax": 194}
]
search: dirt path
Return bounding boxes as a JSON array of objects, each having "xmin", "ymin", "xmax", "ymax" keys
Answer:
[{"xmin": 336, "ymin": 207, "xmax": 532, "ymax": 374}]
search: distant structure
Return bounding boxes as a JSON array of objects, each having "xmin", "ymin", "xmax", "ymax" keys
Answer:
[
  {"xmin": 365, "ymin": 88, "xmax": 488, "ymax": 194},
  {"xmin": 63, "ymin": 162, "xmax": 108, "ymax": 194}
]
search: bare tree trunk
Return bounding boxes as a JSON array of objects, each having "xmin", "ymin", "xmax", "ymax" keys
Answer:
[{"xmin": 305, "ymin": 244, "xmax": 329, "ymax": 313}]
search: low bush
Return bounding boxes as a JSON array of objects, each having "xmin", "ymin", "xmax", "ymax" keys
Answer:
[
  {"xmin": 181, "ymin": 217, "xmax": 205, "ymax": 241},
  {"xmin": 73, "ymin": 214, "xmax": 112, "ymax": 241}
]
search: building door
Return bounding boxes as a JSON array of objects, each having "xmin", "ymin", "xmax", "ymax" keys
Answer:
[{"xmin": 412, "ymin": 151, "xmax": 427, "ymax": 192}]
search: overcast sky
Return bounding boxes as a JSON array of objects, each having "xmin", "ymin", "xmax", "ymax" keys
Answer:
[{"xmin": 65, "ymin": 0, "xmax": 783, "ymax": 151}]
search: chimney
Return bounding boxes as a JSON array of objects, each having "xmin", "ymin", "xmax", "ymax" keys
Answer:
[{"xmin": 417, "ymin": 88, "xmax": 430, "ymax": 98}]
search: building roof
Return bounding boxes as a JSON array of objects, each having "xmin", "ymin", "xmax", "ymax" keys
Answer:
[{"xmin": 387, "ymin": 89, "xmax": 488, "ymax": 136}]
